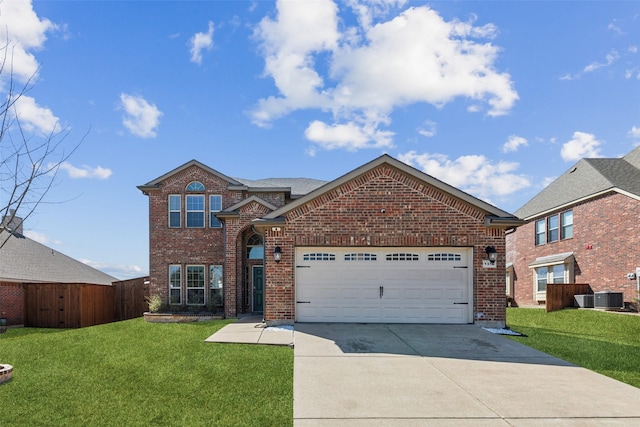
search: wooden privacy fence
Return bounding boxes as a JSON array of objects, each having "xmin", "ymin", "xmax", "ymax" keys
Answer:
[
  {"xmin": 113, "ymin": 277, "xmax": 150, "ymax": 322},
  {"xmin": 24, "ymin": 277, "xmax": 149, "ymax": 328},
  {"xmin": 546, "ymin": 283, "xmax": 592, "ymax": 312}
]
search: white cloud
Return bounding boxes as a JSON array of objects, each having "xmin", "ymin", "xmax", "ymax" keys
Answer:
[
  {"xmin": 561, "ymin": 131, "xmax": 603, "ymax": 161},
  {"xmin": 629, "ymin": 126, "xmax": 640, "ymax": 138},
  {"xmin": 583, "ymin": 50, "xmax": 619, "ymax": 73},
  {"xmin": 304, "ymin": 120, "xmax": 394, "ymax": 150},
  {"xmin": 417, "ymin": 120, "xmax": 437, "ymax": 138},
  {"xmin": 0, "ymin": 0, "xmax": 57, "ymax": 82},
  {"xmin": 252, "ymin": 1, "xmax": 517, "ymax": 152},
  {"xmin": 57, "ymin": 162, "xmax": 112, "ymax": 179},
  {"xmin": 24, "ymin": 230, "xmax": 61, "ymax": 245},
  {"xmin": 119, "ymin": 93, "xmax": 163, "ymax": 138},
  {"xmin": 502, "ymin": 135, "xmax": 528, "ymax": 153},
  {"xmin": 12, "ymin": 95, "xmax": 60, "ymax": 135},
  {"xmin": 608, "ymin": 20, "xmax": 623, "ymax": 36},
  {"xmin": 189, "ymin": 21, "xmax": 215, "ymax": 64},
  {"xmin": 398, "ymin": 150, "xmax": 530, "ymax": 201}
]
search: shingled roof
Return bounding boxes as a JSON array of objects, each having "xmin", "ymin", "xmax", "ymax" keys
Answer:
[
  {"xmin": 0, "ymin": 230, "xmax": 117, "ymax": 285},
  {"xmin": 232, "ymin": 177, "xmax": 328, "ymax": 198},
  {"xmin": 515, "ymin": 147, "xmax": 640, "ymax": 220}
]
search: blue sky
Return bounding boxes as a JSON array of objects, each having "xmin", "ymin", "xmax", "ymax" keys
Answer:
[{"xmin": 2, "ymin": 0, "xmax": 640, "ymax": 279}]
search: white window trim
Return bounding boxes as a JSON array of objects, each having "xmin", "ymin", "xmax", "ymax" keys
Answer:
[
  {"xmin": 185, "ymin": 195, "xmax": 205, "ymax": 228},
  {"xmin": 209, "ymin": 195, "xmax": 222, "ymax": 228},
  {"xmin": 186, "ymin": 264, "xmax": 206, "ymax": 305},
  {"xmin": 532, "ymin": 260, "xmax": 575, "ymax": 301},
  {"xmin": 168, "ymin": 194, "xmax": 181, "ymax": 228},
  {"xmin": 169, "ymin": 264, "xmax": 182, "ymax": 305}
]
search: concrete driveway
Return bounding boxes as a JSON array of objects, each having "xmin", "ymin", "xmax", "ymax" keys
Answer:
[{"xmin": 293, "ymin": 323, "xmax": 640, "ymax": 426}]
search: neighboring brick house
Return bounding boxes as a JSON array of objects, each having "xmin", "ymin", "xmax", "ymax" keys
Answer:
[
  {"xmin": 0, "ymin": 212, "xmax": 118, "ymax": 326},
  {"xmin": 139, "ymin": 155, "xmax": 521, "ymax": 327},
  {"xmin": 506, "ymin": 146, "xmax": 640, "ymax": 307}
]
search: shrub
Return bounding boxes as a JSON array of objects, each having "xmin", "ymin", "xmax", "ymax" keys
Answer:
[{"xmin": 145, "ymin": 294, "xmax": 162, "ymax": 313}]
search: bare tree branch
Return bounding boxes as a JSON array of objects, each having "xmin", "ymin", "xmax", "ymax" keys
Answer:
[{"xmin": 0, "ymin": 40, "xmax": 84, "ymax": 248}]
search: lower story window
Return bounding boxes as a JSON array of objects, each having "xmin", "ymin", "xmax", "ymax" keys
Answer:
[
  {"xmin": 186, "ymin": 265, "xmax": 205, "ymax": 305},
  {"xmin": 209, "ymin": 265, "xmax": 223, "ymax": 309},
  {"xmin": 169, "ymin": 264, "xmax": 223, "ymax": 308},
  {"xmin": 169, "ymin": 265, "xmax": 182, "ymax": 304},
  {"xmin": 534, "ymin": 263, "xmax": 572, "ymax": 300}
]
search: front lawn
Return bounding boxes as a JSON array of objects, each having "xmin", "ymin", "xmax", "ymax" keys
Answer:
[
  {"xmin": 507, "ymin": 308, "xmax": 640, "ymax": 388},
  {"xmin": 0, "ymin": 318, "xmax": 293, "ymax": 426}
]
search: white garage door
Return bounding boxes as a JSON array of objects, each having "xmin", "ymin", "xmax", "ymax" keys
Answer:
[{"xmin": 295, "ymin": 247, "xmax": 473, "ymax": 324}]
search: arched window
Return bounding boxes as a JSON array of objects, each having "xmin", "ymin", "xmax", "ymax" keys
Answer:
[
  {"xmin": 247, "ymin": 234, "xmax": 264, "ymax": 259},
  {"xmin": 186, "ymin": 181, "xmax": 205, "ymax": 191}
]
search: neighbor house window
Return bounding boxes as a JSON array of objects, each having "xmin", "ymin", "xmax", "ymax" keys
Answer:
[
  {"xmin": 186, "ymin": 265, "xmax": 205, "ymax": 305},
  {"xmin": 169, "ymin": 265, "xmax": 182, "ymax": 304},
  {"xmin": 535, "ymin": 210, "xmax": 573, "ymax": 245},
  {"xmin": 531, "ymin": 253, "xmax": 574, "ymax": 301},
  {"xmin": 561, "ymin": 210, "xmax": 573, "ymax": 239},
  {"xmin": 169, "ymin": 195, "xmax": 181, "ymax": 228},
  {"xmin": 535, "ymin": 219, "xmax": 546, "ymax": 245},
  {"xmin": 535, "ymin": 266, "xmax": 548, "ymax": 294},
  {"xmin": 186, "ymin": 195, "xmax": 205, "ymax": 228},
  {"xmin": 209, "ymin": 265, "xmax": 223, "ymax": 309},
  {"xmin": 547, "ymin": 215, "xmax": 559, "ymax": 242},
  {"xmin": 210, "ymin": 195, "xmax": 222, "ymax": 228}
]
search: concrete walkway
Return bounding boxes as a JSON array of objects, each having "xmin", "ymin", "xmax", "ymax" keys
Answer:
[{"xmin": 204, "ymin": 315, "xmax": 294, "ymax": 346}]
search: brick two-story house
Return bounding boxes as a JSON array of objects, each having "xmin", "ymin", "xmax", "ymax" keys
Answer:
[
  {"xmin": 139, "ymin": 155, "xmax": 522, "ymax": 327},
  {"xmin": 506, "ymin": 146, "xmax": 640, "ymax": 307}
]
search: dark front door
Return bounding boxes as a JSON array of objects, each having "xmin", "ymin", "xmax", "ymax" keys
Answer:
[{"xmin": 253, "ymin": 266, "xmax": 264, "ymax": 313}]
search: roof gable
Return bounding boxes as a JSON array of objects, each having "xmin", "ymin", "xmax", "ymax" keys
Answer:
[
  {"xmin": 138, "ymin": 160, "xmax": 243, "ymax": 192},
  {"xmin": 261, "ymin": 154, "xmax": 517, "ymax": 221},
  {"xmin": 225, "ymin": 195, "xmax": 278, "ymax": 213},
  {"xmin": 515, "ymin": 151, "xmax": 640, "ymax": 219}
]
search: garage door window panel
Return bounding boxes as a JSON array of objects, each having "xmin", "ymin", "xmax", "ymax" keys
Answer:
[
  {"xmin": 303, "ymin": 253, "xmax": 336, "ymax": 261},
  {"xmin": 386, "ymin": 253, "xmax": 419, "ymax": 261},
  {"xmin": 427, "ymin": 253, "xmax": 462, "ymax": 262},
  {"xmin": 344, "ymin": 253, "xmax": 377, "ymax": 261}
]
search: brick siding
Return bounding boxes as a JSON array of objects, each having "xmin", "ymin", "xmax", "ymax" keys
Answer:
[
  {"xmin": 507, "ymin": 191, "xmax": 640, "ymax": 306},
  {"xmin": 264, "ymin": 165, "xmax": 508, "ymax": 326},
  {"xmin": 0, "ymin": 282, "xmax": 24, "ymax": 325},
  {"xmin": 145, "ymin": 163, "xmax": 510, "ymax": 326}
]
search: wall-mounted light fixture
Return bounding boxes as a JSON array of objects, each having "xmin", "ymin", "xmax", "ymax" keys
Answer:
[
  {"xmin": 485, "ymin": 246, "xmax": 498, "ymax": 264},
  {"xmin": 273, "ymin": 246, "xmax": 282, "ymax": 263}
]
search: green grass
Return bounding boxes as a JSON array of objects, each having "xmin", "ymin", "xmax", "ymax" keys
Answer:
[
  {"xmin": 507, "ymin": 308, "xmax": 640, "ymax": 388},
  {"xmin": 0, "ymin": 318, "xmax": 293, "ymax": 427}
]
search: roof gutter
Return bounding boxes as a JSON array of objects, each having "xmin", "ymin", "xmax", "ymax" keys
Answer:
[{"xmin": 485, "ymin": 216, "xmax": 526, "ymax": 229}]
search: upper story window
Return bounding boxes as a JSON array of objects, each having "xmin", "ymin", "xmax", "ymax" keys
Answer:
[
  {"xmin": 210, "ymin": 195, "xmax": 222, "ymax": 228},
  {"xmin": 561, "ymin": 211, "xmax": 573, "ymax": 239},
  {"xmin": 548, "ymin": 215, "xmax": 559, "ymax": 242},
  {"xmin": 169, "ymin": 195, "xmax": 181, "ymax": 228},
  {"xmin": 535, "ymin": 210, "xmax": 573, "ymax": 245},
  {"xmin": 186, "ymin": 181, "xmax": 205, "ymax": 191},
  {"xmin": 186, "ymin": 195, "xmax": 205, "ymax": 228},
  {"xmin": 535, "ymin": 219, "xmax": 546, "ymax": 245}
]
